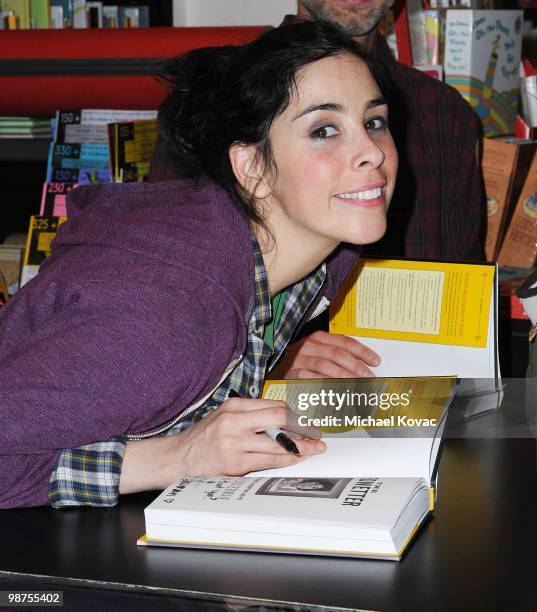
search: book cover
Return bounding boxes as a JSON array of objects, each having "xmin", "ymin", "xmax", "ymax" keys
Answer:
[
  {"xmin": 119, "ymin": 5, "xmax": 138, "ymax": 27},
  {"xmin": 50, "ymin": 142, "xmax": 110, "ymax": 184},
  {"xmin": 408, "ymin": 7, "xmax": 441, "ymax": 66},
  {"xmin": 110, "ymin": 119, "xmax": 157, "ymax": 182},
  {"xmin": 50, "ymin": 0, "xmax": 72, "ymax": 27},
  {"xmin": 40, "ymin": 182, "xmax": 77, "ymax": 217},
  {"xmin": 483, "ymin": 138, "xmax": 537, "ymax": 261},
  {"xmin": 50, "ymin": 4, "xmax": 62, "ymax": 28},
  {"xmin": 497, "ymin": 153, "xmax": 537, "ymax": 267},
  {"xmin": 444, "ymin": 10, "xmax": 523, "ymax": 136},
  {"xmin": 102, "ymin": 5, "xmax": 118, "ymax": 28},
  {"xmin": 20, "ymin": 215, "xmax": 66, "ymax": 287},
  {"xmin": 1, "ymin": 0, "xmax": 30, "ymax": 28},
  {"xmin": 29, "ymin": 0, "xmax": 49, "ymax": 28},
  {"xmin": 55, "ymin": 109, "xmax": 157, "ymax": 144},
  {"xmin": 72, "ymin": 0, "xmax": 86, "ymax": 27}
]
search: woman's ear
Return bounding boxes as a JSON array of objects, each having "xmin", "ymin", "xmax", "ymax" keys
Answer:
[{"xmin": 229, "ymin": 143, "xmax": 271, "ymax": 200}]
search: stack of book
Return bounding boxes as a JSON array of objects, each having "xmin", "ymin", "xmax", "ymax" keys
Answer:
[
  {"xmin": 0, "ymin": 1, "xmax": 151, "ymax": 29},
  {"xmin": 19, "ymin": 108, "xmax": 158, "ymax": 288},
  {"xmin": 0, "ymin": 116, "xmax": 51, "ymax": 139}
]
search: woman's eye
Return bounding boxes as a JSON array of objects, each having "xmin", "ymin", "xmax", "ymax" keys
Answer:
[
  {"xmin": 365, "ymin": 117, "xmax": 388, "ymax": 132},
  {"xmin": 310, "ymin": 125, "xmax": 338, "ymax": 140}
]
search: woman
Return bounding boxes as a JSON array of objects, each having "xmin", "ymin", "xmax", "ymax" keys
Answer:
[{"xmin": 0, "ymin": 21, "xmax": 397, "ymax": 508}]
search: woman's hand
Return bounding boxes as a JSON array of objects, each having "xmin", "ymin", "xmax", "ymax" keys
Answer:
[
  {"xmin": 120, "ymin": 398, "xmax": 326, "ymax": 494},
  {"xmin": 269, "ymin": 330, "xmax": 380, "ymax": 379}
]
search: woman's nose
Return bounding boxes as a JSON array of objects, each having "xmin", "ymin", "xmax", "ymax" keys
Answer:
[{"xmin": 351, "ymin": 136, "xmax": 385, "ymax": 170}]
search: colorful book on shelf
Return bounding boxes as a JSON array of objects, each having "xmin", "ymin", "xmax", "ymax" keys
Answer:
[
  {"xmin": 54, "ymin": 109, "xmax": 157, "ymax": 144},
  {"xmin": 118, "ymin": 4, "xmax": 148, "ymax": 28},
  {"xmin": 50, "ymin": 0, "xmax": 72, "ymax": 28},
  {"xmin": 72, "ymin": 0, "xmax": 86, "ymax": 28},
  {"xmin": 139, "ymin": 375, "xmax": 456, "ymax": 561},
  {"xmin": 1, "ymin": 0, "xmax": 30, "ymax": 28},
  {"xmin": 483, "ymin": 138, "xmax": 537, "ymax": 261},
  {"xmin": 497, "ymin": 153, "xmax": 537, "ymax": 268},
  {"xmin": 108, "ymin": 118, "xmax": 157, "ymax": 183},
  {"xmin": 0, "ymin": 116, "xmax": 51, "ymax": 138},
  {"xmin": 444, "ymin": 10, "xmax": 523, "ymax": 137},
  {"xmin": 102, "ymin": 5, "xmax": 118, "ymax": 28},
  {"xmin": 47, "ymin": 142, "xmax": 110, "ymax": 184},
  {"xmin": 40, "ymin": 182, "xmax": 78, "ymax": 217},
  {"xmin": 0, "ymin": 117, "xmax": 50, "ymax": 127},
  {"xmin": 29, "ymin": 0, "xmax": 50, "ymax": 28},
  {"xmin": 20, "ymin": 215, "xmax": 66, "ymax": 287}
]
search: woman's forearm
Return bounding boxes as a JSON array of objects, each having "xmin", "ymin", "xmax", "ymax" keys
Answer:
[{"xmin": 119, "ymin": 436, "xmax": 185, "ymax": 495}]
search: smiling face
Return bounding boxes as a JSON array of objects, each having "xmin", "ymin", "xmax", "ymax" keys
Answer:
[{"xmin": 261, "ymin": 53, "xmax": 397, "ymax": 254}]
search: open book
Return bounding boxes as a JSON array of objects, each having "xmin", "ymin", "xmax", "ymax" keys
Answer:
[
  {"xmin": 139, "ymin": 376, "xmax": 456, "ymax": 560},
  {"xmin": 329, "ymin": 258, "xmax": 501, "ymax": 416}
]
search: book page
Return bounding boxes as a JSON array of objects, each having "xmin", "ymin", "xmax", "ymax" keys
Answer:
[
  {"xmin": 262, "ymin": 377, "xmax": 454, "ymax": 435},
  {"xmin": 330, "ymin": 259, "xmax": 495, "ymax": 348},
  {"xmin": 147, "ymin": 475, "xmax": 425, "ymax": 531},
  {"xmin": 249, "ymin": 437, "xmax": 434, "ymax": 484},
  {"xmin": 255, "ymin": 377, "xmax": 456, "ymax": 484},
  {"xmin": 355, "ymin": 267, "xmax": 444, "ymax": 334},
  {"xmin": 350, "ymin": 295, "xmax": 497, "ymax": 379}
]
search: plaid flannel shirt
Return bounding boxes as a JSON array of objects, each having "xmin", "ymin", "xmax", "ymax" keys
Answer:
[{"xmin": 48, "ymin": 233, "xmax": 326, "ymax": 507}]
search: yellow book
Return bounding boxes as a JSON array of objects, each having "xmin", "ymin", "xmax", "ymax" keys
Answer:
[
  {"xmin": 110, "ymin": 119, "xmax": 158, "ymax": 183},
  {"xmin": 328, "ymin": 258, "xmax": 501, "ymax": 418},
  {"xmin": 329, "ymin": 258, "xmax": 499, "ymax": 378},
  {"xmin": 20, "ymin": 215, "xmax": 66, "ymax": 287}
]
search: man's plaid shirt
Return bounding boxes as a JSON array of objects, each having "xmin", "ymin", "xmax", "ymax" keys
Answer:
[{"xmin": 48, "ymin": 234, "xmax": 326, "ymax": 507}]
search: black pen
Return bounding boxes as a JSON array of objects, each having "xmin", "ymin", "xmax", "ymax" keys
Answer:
[{"xmin": 227, "ymin": 389, "xmax": 300, "ymax": 455}]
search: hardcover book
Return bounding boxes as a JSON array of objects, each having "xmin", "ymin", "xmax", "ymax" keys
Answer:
[
  {"xmin": 482, "ymin": 138, "xmax": 537, "ymax": 261},
  {"xmin": 328, "ymin": 258, "xmax": 501, "ymax": 418},
  {"xmin": 497, "ymin": 153, "xmax": 537, "ymax": 267},
  {"xmin": 140, "ymin": 376, "xmax": 456, "ymax": 560},
  {"xmin": 444, "ymin": 10, "xmax": 523, "ymax": 136}
]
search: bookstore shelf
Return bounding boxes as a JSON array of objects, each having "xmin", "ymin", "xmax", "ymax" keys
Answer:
[{"xmin": 0, "ymin": 139, "xmax": 49, "ymax": 161}]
